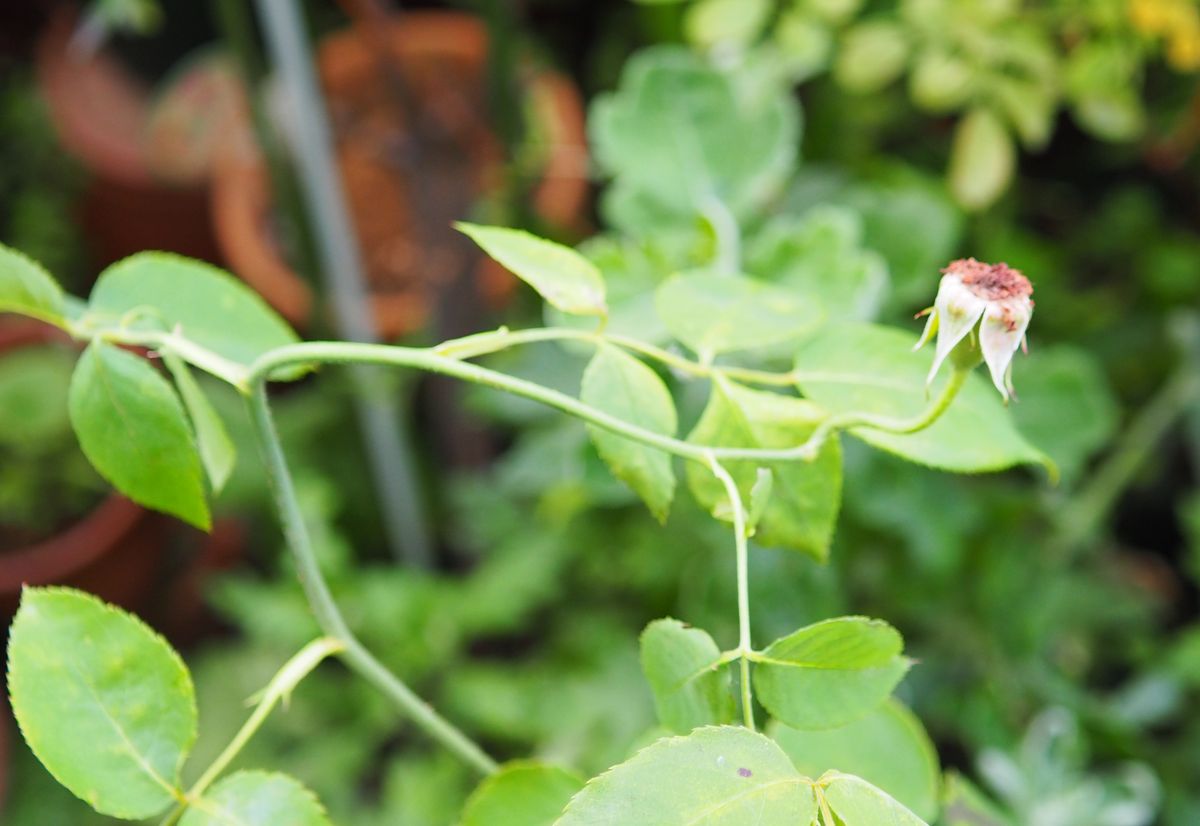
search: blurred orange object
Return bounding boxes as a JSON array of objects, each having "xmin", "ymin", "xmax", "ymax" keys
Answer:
[
  {"xmin": 35, "ymin": 7, "xmax": 225, "ymax": 267},
  {"xmin": 210, "ymin": 10, "xmax": 589, "ymax": 340}
]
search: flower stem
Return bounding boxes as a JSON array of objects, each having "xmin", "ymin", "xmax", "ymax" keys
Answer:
[
  {"xmin": 798, "ymin": 365, "xmax": 969, "ymax": 458},
  {"xmin": 705, "ymin": 451, "xmax": 755, "ymax": 731},
  {"xmin": 250, "ymin": 341, "xmax": 957, "ymax": 465}
]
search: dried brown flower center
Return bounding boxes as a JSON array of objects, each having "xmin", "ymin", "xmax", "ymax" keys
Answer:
[{"xmin": 943, "ymin": 258, "xmax": 1033, "ymax": 301}]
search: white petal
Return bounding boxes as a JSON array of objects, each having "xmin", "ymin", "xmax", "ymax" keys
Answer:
[
  {"xmin": 927, "ymin": 275, "xmax": 987, "ymax": 385},
  {"xmin": 913, "ymin": 308, "xmax": 938, "ymax": 352},
  {"xmin": 979, "ymin": 297, "xmax": 1033, "ymax": 400}
]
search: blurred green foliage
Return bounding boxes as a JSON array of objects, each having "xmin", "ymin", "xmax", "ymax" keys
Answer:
[{"xmin": 5, "ymin": 1, "xmax": 1200, "ymax": 823}]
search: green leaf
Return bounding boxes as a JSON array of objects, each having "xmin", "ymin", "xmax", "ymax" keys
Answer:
[
  {"xmin": 1063, "ymin": 41, "xmax": 1145, "ymax": 142},
  {"xmin": 590, "ymin": 46, "xmax": 800, "ymax": 219},
  {"xmin": 180, "ymin": 771, "xmax": 331, "ymax": 826},
  {"xmin": 746, "ymin": 467, "xmax": 773, "ymax": 532},
  {"xmin": 821, "ymin": 771, "xmax": 929, "ymax": 825},
  {"xmin": 456, "ymin": 223, "xmax": 607, "ymax": 317},
  {"xmin": 786, "ymin": 166, "xmax": 964, "ymax": 307},
  {"xmin": 991, "ymin": 75, "xmax": 1055, "ymax": 150},
  {"xmin": 773, "ymin": 12, "xmax": 834, "ymax": 81},
  {"xmin": 164, "ymin": 354, "xmax": 236, "ymax": 493},
  {"xmin": 793, "ymin": 322, "xmax": 1051, "ymax": 474},
  {"xmin": 940, "ymin": 771, "xmax": 1013, "ymax": 826},
  {"xmin": 581, "ymin": 344, "xmax": 677, "ymax": 521},
  {"xmin": 948, "ymin": 108, "xmax": 1015, "ymax": 211},
  {"xmin": 639, "ymin": 619, "xmax": 735, "ymax": 734},
  {"xmin": 771, "ymin": 699, "xmax": 940, "ymax": 821},
  {"xmin": 685, "ymin": 0, "xmax": 771, "ymax": 48},
  {"xmin": 753, "ymin": 617, "xmax": 910, "ymax": 730},
  {"xmin": 460, "ymin": 762, "xmax": 584, "ymax": 826},
  {"xmin": 909, "ymin": 50, "xmax": 974, "ymax": 113},
  {"xmin": 808, "ymin": 0, "xmax": 864, "ymax": 24},
  {"xmin": 0, "ymin": 346, "xmax": 74, "ymax": 444},
  {"xmin": 544, "ymin": 234, "xmax": 678, "ymax": 345},
  {"xmin": 554, "ymin": 726, "xmax": 817, "ymax": 825},
  {"xmin": 69, "ymin": 340, "xmax": 210, "ymax": 529},
  {"xmin": 834, "ymin": 21, "xmax": 910, "ymax": 93},
  {"xmin": 656, "ymin": 273, "xmax": 822, "ymax": 357},
  {"xmin": 0, "ymin": 243, "xmax": 66, "ymax": 327},
  {"xmin": 745, "ymin": 206, "xmax": 889, "ymax": 322},
  {"xmin": 86, "ymin": 252, "xmax": 298, "ymax": 368},
  {"xmin": 1009, "ymin": 346, "xmax": 1118, "ymax": 488},
  {"xmin": 686, "ymin": 378, "xmax": 842, "ymax": 561},
  {"xmin": 7, "ymin": 587, "xmax": 196, "ymax": 819}
]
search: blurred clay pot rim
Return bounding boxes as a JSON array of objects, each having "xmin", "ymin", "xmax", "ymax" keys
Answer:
[
  {"xmin": 209, "ymin": 9, "xmax": 590, "ymax": 340},
  {"xmin": 0, "ymin": 321, "xmax": 146, "ymax": 597},
  {"xmin": 36, "ymin": 6, "xmax": 158, "ymax": 187}
]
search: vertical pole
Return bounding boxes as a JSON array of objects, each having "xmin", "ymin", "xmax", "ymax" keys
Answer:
[{"xmin": 252, "ymin": 0, "xmax": 434, "ymax": 567}]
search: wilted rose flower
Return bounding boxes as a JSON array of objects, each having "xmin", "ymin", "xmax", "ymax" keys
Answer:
[{"xmin": 914, "ymin": 258, "xmax": 1034, "ymax": 401}]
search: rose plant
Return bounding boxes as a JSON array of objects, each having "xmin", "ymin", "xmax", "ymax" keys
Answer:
[{"xmin": 0, "ymin": 202, "xmax": 1052, "ymax": 826}]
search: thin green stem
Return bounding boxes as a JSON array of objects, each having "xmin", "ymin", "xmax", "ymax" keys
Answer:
[
  {"xmin": 246, "ymin": 384, "xmax": 352, "ymax": 639},
  {"xmin": 158, "ymin": 637, "xmax": 343, "ymax": 826},
  {"xmin": 249, "ymin": 341, "xmax": 967, "ymax": 465},
  {"xmin": 717, "ymin": 364, "xmax": 804, "ymax": 387},
  {"xmin": 817, "ymin": 785, "xmax": 836, "ymax": 825},
  {"xmin": 193, "ymin": 637, "xmax": 343, "ymax": 796},
  {"xmin": 88, "ymin": 327, "xmax": 251, "ymax": 389},
  {"xmin": 706, "ymin": 451, "xmax": 755, "ymax": 732},
  {"xmin": 801, "ymin": 366, "xmax": 971, "ymax": 456},
  {"xmin": 1052, "ymin": 361, "xmax": 1200, "ymax": 558},
  {"xmin": 244, "ymin": 383, "xmax": 498, "ymax": 776},
  {"xmin": 433, "ymin": 325, "xmax": 802, "ymax": 389}
]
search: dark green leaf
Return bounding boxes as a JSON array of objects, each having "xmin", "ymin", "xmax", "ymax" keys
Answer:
[
  {"xmin": 7, "ymin": 587, "xmax": 196, "ymax": 819},
  {"xmin": 69, "ymin": 341, "xmax": 209, "ymax": 529}
]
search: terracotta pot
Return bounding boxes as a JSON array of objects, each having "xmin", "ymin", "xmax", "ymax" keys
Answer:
[
  {"xmin": 210, "ymin": 11, "xmax": 590, "ymax": 340},
  {"xmin": 35, "ymin": 7, "xmax": 221, "ymax": 267},
  {"xmin": 0, "ymin": 321, "xmax": 165, "ymax": 617}
]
